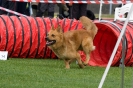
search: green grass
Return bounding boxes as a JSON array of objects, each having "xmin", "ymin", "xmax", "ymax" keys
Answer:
[
  {"xmin": 0, "ymin": 58, "xmax": 133, "ymax": 88},
  {"xmin": 95, "ymin": 14, "xmax": 114, "ymax": 18}
]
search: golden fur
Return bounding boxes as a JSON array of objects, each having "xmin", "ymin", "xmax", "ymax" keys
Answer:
[{"xmin": 45, "ymin": 16, "xmax": 98, "ymax": 69}]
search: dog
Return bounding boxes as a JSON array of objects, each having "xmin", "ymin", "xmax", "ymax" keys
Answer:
[{"xmin": 45, "ymin": 16, "xmax": 98, "ymax": 69}]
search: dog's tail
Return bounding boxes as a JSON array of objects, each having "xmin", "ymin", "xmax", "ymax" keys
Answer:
[{"xmin": 79, "ymin": 16, "xmax": 98, "ymax": 39}]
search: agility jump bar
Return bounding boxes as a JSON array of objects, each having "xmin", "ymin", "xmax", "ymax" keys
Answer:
[{"xmin": 8, "ymin": 0, "xmax": 133, "ymax": 4}]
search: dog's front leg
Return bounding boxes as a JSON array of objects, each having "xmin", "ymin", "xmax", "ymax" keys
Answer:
[{"xmin": 64, "ymin": 59, "xmax": 71, "ymax": 69}]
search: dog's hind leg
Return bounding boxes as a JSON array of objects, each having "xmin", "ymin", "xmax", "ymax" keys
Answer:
[
  {"xmin": 76, "ymin": 53, "xmax": 84, "ymax": 68},
  {"xmin": 82, "ymin": 39, "xmax": 95, "ymax": 65},
  {"xmin": 83, "ymin": 52, "xmax": 91, "ymax": 65},
  {"xmin": 83, "ymin": 46, "xmax": 95, "ymax": 65}
]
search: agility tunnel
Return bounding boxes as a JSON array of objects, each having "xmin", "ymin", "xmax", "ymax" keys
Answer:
[{"xmin": 0, "ymin": 15, "xmax": 132, "ymax": 67}]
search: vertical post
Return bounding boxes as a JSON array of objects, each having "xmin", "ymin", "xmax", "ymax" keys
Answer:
[
  {"xmin": 29, "ymin": 2, "xmax": 33, "ymax": 16},
  {"xmin": 119, "ymin": 35, "xmax": 126, "ymax": 88},
  {"xmin": 99, "ymin": 0, "xmax": 103, "ymax": 21},
  {"xmin": 109, "ymin": 0, "xmax": 112, "ymax": 15}
]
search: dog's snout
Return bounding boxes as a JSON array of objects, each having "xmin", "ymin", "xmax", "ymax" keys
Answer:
[{"xmin": 45, "ymin": 37, "xmax": 49, "ymax": 41}]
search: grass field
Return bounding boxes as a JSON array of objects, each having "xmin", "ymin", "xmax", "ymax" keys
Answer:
[
  {"xmin": 0, "ymin": 58, "xmax": 133, "ymax": 88},
  {"xmin": 95, "ymin": 14, "xmax": 114, "ymax": 18}
]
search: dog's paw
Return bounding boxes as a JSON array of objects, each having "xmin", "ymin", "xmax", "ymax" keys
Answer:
[
  {"xmin": 79, "ymin": 64, "xmax": 85, "ymax": 68},
  {"xmin": 83, "ymin": 61, "xmax": 88, "ymax": 66}
]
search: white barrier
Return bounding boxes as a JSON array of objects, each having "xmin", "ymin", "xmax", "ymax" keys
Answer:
[
  {"xmin": 0, "ymin": 51, "xmax": 8, "ymax": 60},
  {"xmin": 0, "ymin": 6, "xmax": 27, "ymax": 16}
]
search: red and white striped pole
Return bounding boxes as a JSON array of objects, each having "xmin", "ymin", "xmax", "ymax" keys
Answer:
[
  {"xmin": 0, "ymin": 0, "xmax": 131, "ymax": 17},
  {"xmin": 7, "ymin": 0, "xmax": 133, "ymax": 4}
]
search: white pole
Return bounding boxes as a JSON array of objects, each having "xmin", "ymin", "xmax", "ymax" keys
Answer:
[
  {"xmin": 99, "ymin": 0, "xmax": 103, "ymax": 21},
  {"xmin": 98, "ymin": 3, "xmax": 133, "ymax": 88},
  {"xmin": 109, "ymin": 0, "xmax": 112, "ymax": 15},
  {"xmin": 29, "ymin": 2, "xmax": 33, "ymax": 16}
]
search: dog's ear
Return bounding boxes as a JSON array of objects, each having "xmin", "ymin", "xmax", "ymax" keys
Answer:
[
  {"xmin": 51, "ymin": 25, "xmax": 55, "ymax": 30},
  {"xmin": 57, "ymin": 25, "xmax": 62, "ymax": 33}
]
